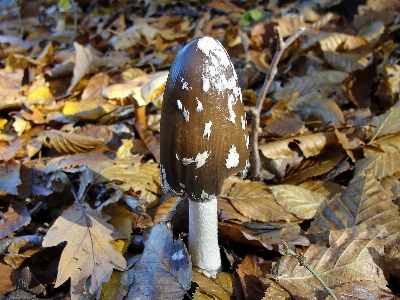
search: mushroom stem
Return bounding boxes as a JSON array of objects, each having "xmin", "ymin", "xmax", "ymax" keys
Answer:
[{"xmin": 188, "ymin": 197, "xmax": 221, "ymax": 275}]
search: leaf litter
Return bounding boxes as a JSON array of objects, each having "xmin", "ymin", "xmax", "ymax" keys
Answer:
[{"xmin": 0, "ymin": 0, "xmax": 400, "ymax": 299}]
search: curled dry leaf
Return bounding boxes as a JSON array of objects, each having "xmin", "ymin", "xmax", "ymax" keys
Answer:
[
  {"xmin": 219, "ymin": 222, "xmax": 309, "ymax": 254},
  {"xmin": 38, "ymin": 125, "xmax": 112, "ymax": 154},
  {"xmin": 259, "ymin": 132, "xmax": 329, "ymax": 160},
  {"xmin": 101, "ymin": 71, "xmax": 168, "ymax": 107},
  {"xmin": 42, "ymin": 202, "xmax": 126, "ymax": 300}
]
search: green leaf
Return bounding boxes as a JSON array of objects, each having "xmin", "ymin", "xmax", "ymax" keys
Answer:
[
  {"xmin": 249, "ymin": 9, "xmax": 264, "ymax": 22},
  {"xmin": 58, "ymin": 0, "xmax": 70, "ymax": 12}
]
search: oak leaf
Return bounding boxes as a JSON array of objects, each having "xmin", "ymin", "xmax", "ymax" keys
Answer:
[{"xmin": 42, "ymin": 202, "xmax": 126, "ymax": 300}]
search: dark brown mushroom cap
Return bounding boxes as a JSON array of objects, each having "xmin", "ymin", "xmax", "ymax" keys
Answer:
[{"xmin": 160, "ymin": 36, "xmax": 249, "ymax": 202}]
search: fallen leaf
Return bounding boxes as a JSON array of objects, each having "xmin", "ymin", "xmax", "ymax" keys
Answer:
[
  {"xmin": 133, "ymin": 222, "xmax": 192, "ymax": 299},
  {"xmin": 269, "ymin": 184, "xmax": 325, "ymax": 219},
  {"xmin": 42, "ymin": 202, "xmax": 126, "ymax": 300},
  {"xmin": 0, "ymin": 161, "xmax": 21, "ymax": 196},
  {"xmin": 308, "ymin": 171, "xmax": 398, "ymax": 242},
  {"xmin": 0, "ymin": 199, "xmax": 30, "ymax": 239},
  {"xmin": 192, "ymin": 271, "xmax": 234, "ymax": 299},
  {"xmin": 273, "ymin": 224, "xmax": 399, "ymax": 298}
]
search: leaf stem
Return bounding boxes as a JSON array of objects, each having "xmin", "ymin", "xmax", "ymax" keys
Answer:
[
  {"xmin": 283, "ymin": 243, "xmax": 338, "ymax": 300},
  {"xmin": 251, "ymin": 27, "xmax": 305, "ymax": 180}
]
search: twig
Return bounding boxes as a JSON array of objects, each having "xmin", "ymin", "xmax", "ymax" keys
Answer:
[
  {"xmin": 70, "ymin": 0, "xmax": 78, "ymax": 46},
  {"xmin": 283, "ymin": 243, "xmax": 338, "ymax": 300},
  {"xmin": 251, "ymin": 27, "xmax": 305, "ymax": 180}
]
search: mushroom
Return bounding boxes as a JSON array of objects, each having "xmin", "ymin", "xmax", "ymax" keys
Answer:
[{"xmin": 160, "ymin": 36, "xmax": 249, "ymax": 276}]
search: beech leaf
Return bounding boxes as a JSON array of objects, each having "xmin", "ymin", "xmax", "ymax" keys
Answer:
[
  {"xmin": 42, "ymin": 202, "xmax": 127, "ymax": 300},
  {"xmin": 269, "ymin": 184, "xmax": 325, "ymax": 219},
  {"xmin": 192, "ymin": 271, "xmax": 234, "ymax": 299},
  {"xmin": 369, "ymin": 103, "xmax": 400, "ymax": 141},
  {"xmin": 273, "ymin": 224, "xmax": 399, "ymax": 298},
  {"xmin": 133, "ymin": 222, "xmax": 192, "ymax": 300},
  {"xmin": 222, "ymin": 181, "xmax": 298, "ymax": 223},
  {"xmin": 39, "ymin": 126, "xmax": 112, "ymax": 154},
  {"xmin": 308, "ymin": 171, "xmax": 398, "ymax": 242}
]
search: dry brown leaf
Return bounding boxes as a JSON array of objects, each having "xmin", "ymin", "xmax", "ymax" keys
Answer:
[
  {"xmin": 366, "ymin": 134, "xmax": 400, "ymax": 154},
  {"xmin": 109, "ymin": 24, "xmax": 158, "ymax": 51},
  {"xmin": 324, "ymin": 51, "xmax": 369, "ymax": 73},
  {"xmin": 327, "ymin": 280, "xmax": 394, "ymax": 300},
  {"xmin": 0, "ymin": 160, "xmax": 21, "ymax": 196},
  {"xmin": 369, "ymin": 103, "xmax": 400, "ymax": 141},
  {"xmin": 219, "ymin": 222, "xmax": 309, "ymax": 254},
  {"xmin": 42, "ymin": 202, "xmax": 126, "ymax": 300},
  {"xmin": 133, "ymin": 222, "xmax": 192, "ymax": 299},
  {"xmin": 38, "ymin": 125, "xmax": 112, "ymax": 154},
  {"xmin": 66, "ymin": 42, "xmax": 93, "ymax": 95},
  {"xmin": 135, "ymin": 122, "xmax": 160, "ymax": 162},
  {"xmin": 288, "ymin": 96, "xmax": 345, "ymax": 128},
  {"xmin": 62, "ymin": 99, "xmax": 112, "ymax": 122},
  {"xmin": 0, "ymin": 140, "xmax": 21, "ymax": 162},
  {"xmin": 259, "ymin": 133, "xmax": 328, "ymax": 160},
  {"xmin": 262, "ymin": 109, "xmax": 303, "ymax": 137},
  {"xmin": 0, "ymin": 199, "xmax": 30, "ymax": 239},
  {"xmin": 341, "ymin": 64, "xmax": 376, "ymax": 108},
  {"xmin": 4, "ymin": 240, "xmax": 41, "ymax": 269},
  {"xmin": 354, "ymin": 151, "xmax": 400, "ymax": 180},
  {"xmin": 221, "ymin": 180, "xmax": 298, "ymax": 223},
  {"xmin": 282, "ymin": 146, "xmax": 346, "ymax": 185},
  {"xmin": 236, "ymin": 255, "xmax": 271, "ymax": 300},
  {"xmin": 102, "ymin": 71, "xmax": 168, "ymax": 107},
  {"xmin": 0, "ymin": 261, "xmax": 17, "ymax": 296},
  {"xmin": 192, "ymin": 271, "xmax": 234, "ymax": 300},
  {"xmin": 81, "ymin": 72, "xmax": 110, "ymax": 101},
  {"xmin": 101, "ymin": 159, "xmax": 160, "ymax": 208},
  {"xmin": 308, "ymin": 171, "xmax": 398, "ymax": 243},
  {"xmin": 262, "ymin": 282, "xmax": 291, "ymax": 300},
  {"xmin": 269, "ymin": 185, "xmax": 325, "ymax": 220},
  {"xmin": 273, "ymin": 224, "xmax": 399, "ymax": 299}
]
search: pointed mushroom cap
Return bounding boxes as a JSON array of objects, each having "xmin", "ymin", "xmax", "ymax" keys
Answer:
[{"xmin": 160, "ymin": 36, "xmax": 249, "ymax": 202}]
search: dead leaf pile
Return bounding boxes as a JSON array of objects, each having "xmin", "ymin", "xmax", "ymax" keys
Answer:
[{"xmin": 1, "ymin": 0, "xmax": 400, "ymax": 299}]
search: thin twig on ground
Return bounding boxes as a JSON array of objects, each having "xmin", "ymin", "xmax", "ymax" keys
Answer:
[
  {"xmin": 251, "ymin": 27, "xmax": 305, "ymax": 180},
  {"xmin": 283, "ymin": 243, "xmax": 338, "ymax": 300}
]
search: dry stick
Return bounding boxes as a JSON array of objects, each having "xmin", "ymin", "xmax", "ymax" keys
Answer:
[
  {"xmin": 251, "ymin": 27, "xmax": 305, "ymax": 180},
  {"xmin": 283, "ymin": 243, "xmax": 338, "ymax": 300}
]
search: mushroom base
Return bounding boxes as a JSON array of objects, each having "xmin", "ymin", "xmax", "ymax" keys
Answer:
[{"xmin": 188, "ymin": 198, "xmax": 222, "ymax": 277}]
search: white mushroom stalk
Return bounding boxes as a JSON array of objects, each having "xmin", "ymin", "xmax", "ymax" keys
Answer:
[
  {"xmin": 189, "ymin": 198, "xmax": 221, "ymax": 274},
  {"xmin": 160, "ymin": 36, "xmax": 249, "ymax": 276}
]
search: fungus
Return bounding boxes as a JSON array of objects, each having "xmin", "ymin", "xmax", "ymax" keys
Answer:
[{"xmin": 160, "ymin": 36, "xmax": 249, "ymax": 276}]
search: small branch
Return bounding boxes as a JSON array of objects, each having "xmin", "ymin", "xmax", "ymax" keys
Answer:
[
  {"xmin": 283, "ymin": 243, "xmax": 338, "ymax": 300},
  {"xmin": 251, "ymin": 27, "xmax": 305, "ymax": 180},
  {"xmin": 70, "ymin": 0, "xmax": 78, "ymax": 46}
]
